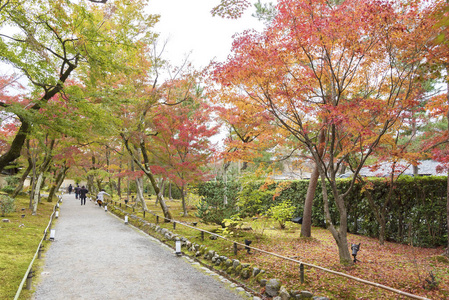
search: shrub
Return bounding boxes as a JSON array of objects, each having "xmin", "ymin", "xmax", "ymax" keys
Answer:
[
  {"xmin": 268, "ymin": 200, "xmax": 296, "ymax": 229},
  {"xmin": 0, "ymin": 195, "xmax": 16, "ymax": 217},
  {"xmin": 195, "ymin": 180, "xmax": 240, "ymax": 227},
  {"xmin": 216, "ymin": 216, "xmax": 243, "ymax": 237},
  {"xmin": 1, "ymin": 186, "xmax": 15, "ymax": 194}
]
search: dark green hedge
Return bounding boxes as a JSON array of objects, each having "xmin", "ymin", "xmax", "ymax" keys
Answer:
[{"xmin": 196, "ymin": 176, "xmax": 448, "ymax": 247}]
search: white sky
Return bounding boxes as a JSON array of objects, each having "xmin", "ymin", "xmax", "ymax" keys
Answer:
[{"xmin": 147, "ymin": 0, "xmax": 266, "ymax": 69}]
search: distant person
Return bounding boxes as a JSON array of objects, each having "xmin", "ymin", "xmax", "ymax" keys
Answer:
[
  {"xmin": 68, "ymin": 184, "xmax": 73, "ymax": 194},
  {"xmin": 74, "ymin": 184, "xmax": 80, "ymax": 199},
  {"xmin": 96, "ymin": 189, "xmax": 110, "ymax": 208},
  {"xmin": 79, "ymin": 186, "xmax": 88, "ymax": 205}
]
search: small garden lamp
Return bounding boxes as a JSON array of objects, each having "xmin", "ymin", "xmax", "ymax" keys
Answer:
[
  {"xmin": 175, "ymin": 237, "xmax": 182, "ymax": 256},
  {"xmin": 351, "ymin": 243, "xmax": 361, "ymax": 263}
]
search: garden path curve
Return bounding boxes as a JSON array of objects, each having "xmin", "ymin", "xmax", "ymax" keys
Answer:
[{"xmin": 31, "ymin": 193, "xmax": 251, "ymax": 300}]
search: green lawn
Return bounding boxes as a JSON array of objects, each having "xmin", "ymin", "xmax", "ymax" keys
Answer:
[{"xmin": 0, "ymin": 195, "xmax": 55, "ymax": 300}]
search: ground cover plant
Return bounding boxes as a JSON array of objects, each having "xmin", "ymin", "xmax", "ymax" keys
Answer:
[
  {"xmin": 0, "ymin": 194, "xmax": 55, "ymax": 299},
  {"xmin": 114, "ymin": 195, "xmax": 449, "ymax": 300}
]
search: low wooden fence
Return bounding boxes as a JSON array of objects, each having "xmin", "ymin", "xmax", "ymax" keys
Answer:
[
  {"xmin": 106, "ymin": 199, "xmax": 430, "ymax": 300},
  {"xmin": 13, "ymin": 195, "xmax": 63, "ymax": 300}
]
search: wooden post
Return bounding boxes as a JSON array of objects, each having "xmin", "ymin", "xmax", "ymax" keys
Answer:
[
  {"xmin": 300, "ymin": 263, "xmax": 305, "ymax": 284},
  {"xmin": 143, "ymin": 210, "xmax": 146, "ymax": 218},
  {"xmin": 156, "ymin": 215, "xmax": 159, "ymax": 224},
  {"xmin": 234, "ymin": 242, "xmax": 238, "ymax": 255},
  {"xmin": 201, "ymin": 231, "xmax": 204, "ymax": 241},
  {"xmin": 173, "ymin": 221, "xmax": 176, "ymax": 230},
  {"xmin": 26, "ymin": 268, "xmax": 33, "ymax": 290},
  {"xmin": 38, "ymin": 245, "xmax": 43, "ymax": 259}
]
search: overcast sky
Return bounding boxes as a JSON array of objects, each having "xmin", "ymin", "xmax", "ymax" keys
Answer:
[{"xmin": 148, "ymin": 0, "xmax": 266, "ymax": 69}]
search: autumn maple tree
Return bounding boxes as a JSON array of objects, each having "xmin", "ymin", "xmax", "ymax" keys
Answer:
[
  {"xmin": 212, "ymin": 0, "xmax": 441, "ymax": 264},
  {"xmin": 148, "ymin": 99, "xmax": 218, "ymax": 216},
  {"xmin": 208, "ymin": 87, "xmax": 281, "ymax": 171}
]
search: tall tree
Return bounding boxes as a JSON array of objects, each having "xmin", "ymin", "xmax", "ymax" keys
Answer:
[
  {"xmin": 149, "ymin": 99, "xmax": 218, "ymax": 216},
  {"xmin": 212, "ymin": 0, "xmax": 439, "ymax": 264},
  {"xmin": 0, "ymin": 0, "xmax": 158, "ymax": 173}
]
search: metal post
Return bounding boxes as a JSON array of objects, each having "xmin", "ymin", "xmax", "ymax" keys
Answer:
[
  {"xmin": 300, "ymin": 263, "xmax": 305, "ymax": 284},
  {"xmin": 233, "ymin": 242, "xmax": 238, "ymax": 255},
  {"xmin": 156, "ymin": 215, "xmax": 159, "ymax": 224},
  {"xmin": 26, "ymin": 268, "xmax": 33, "ymax": 290}
]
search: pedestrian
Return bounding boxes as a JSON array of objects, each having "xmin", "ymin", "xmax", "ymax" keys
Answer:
[
  {"xmin": 96, "ymin": 189, "xmax": 110, "ymax": 208},
  {"xmin": 74, "ymin": 184, "xmax": 80, "ymax": 199},
  {"xmin": 79, "ymin": 186, "xmax": 88, "ymax": 205},
  {"xmin": 68, "ymin": 184, "xmax": 73, "ymax": 194}
]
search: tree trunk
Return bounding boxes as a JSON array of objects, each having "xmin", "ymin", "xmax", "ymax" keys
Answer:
[
  {"xmin": 29, "ymin": 157, "xmax": 37, "ymax": 209},
  {"xmin": 121, "ymin": 133, "xmax": 172, "ymax": 221},
  {"xmin": 412, "ymin": 118, "xmax": 419, "ymax": 176},
  {"xmin": 320, "ymin": 172, "xmax": 352, "ymax": 265},
  {"xmin": 12, "ymin": 157, "xmax": 33, "ymax": 198},
  {"xmin": 446, "ymin": 170, "xmax": 449, "ymax": 257},
  {"xmin": 155, "ymin": 178, "xmax": 165, "ymax": 206},
  {"xmin": 168, "ymin": 181, "xmax": 173, "ymax": 200},
  {"xmin": 32, "ymin": 172, "xmax": 44, "ymax": 215},
  {"xmin": 135, "ymin": 176, "xmax": 148, "ymax": 211},
  {"xmin": 301, "ymin": 129, "xmax": 325, "ymax": 238},
  {"xmin": 181, "ymin": 185, "xmax": 188, "ymax": 216},
  {"xmin": 161, "ymin": 180, "xmax": 166, "ymax": 198},
  {"xmin": 0, "ymin": 120, "xmax": 30, "ymax": 174},
  {"xmin": 48, "ymin": 166, "xmax": 68, "ymax": 202},
  {"xmin": 301, "ymin": 165, "xmax": 319, "ymax": 237}
]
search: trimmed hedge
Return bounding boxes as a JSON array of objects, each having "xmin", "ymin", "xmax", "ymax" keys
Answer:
[{"xmin": 196, "ymin": 176, "xmax": 448, "ymax": 247}]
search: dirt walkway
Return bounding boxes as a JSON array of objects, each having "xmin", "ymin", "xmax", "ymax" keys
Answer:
[{"xmin": 32, "ymin": 194, "xmax": 252, "ymax": 300}]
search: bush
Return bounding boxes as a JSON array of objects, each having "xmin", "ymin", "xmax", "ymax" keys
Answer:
[
  {"xmin": 198, "ymin": 176, "xmax": 448, "ymax": 247},
  {"xmin": 1, "ymin": 186, "xmax": 15, "ymax": 194},
  {"xmin": 0, "ymin": 195, "xmax": 16, "ymax": 217},
  {"xmin": 195, "ymin": 180, "xmax": 240, "ymax": 227},
  {"xmin": 268, "ymin": 200, "xmax": 296, "ymax": 229}
]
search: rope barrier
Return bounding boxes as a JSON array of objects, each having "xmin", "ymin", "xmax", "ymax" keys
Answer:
[
  {"xmin": 14, "ymin": 195, "xmax": 63, "ymax": 300},
  {"xmin": 112, "ymin": 201, "xmax": 430, "ymax": 300}
]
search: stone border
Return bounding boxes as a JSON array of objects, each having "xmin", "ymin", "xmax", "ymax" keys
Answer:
[{"xmin": 108, "ymin": 205, "xmax": 329, "ymax": 300}]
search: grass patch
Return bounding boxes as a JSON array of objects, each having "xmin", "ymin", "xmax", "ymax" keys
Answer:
[{"xmin": 0, "ymin": 195, "xmax": 56, "ymax": 300}]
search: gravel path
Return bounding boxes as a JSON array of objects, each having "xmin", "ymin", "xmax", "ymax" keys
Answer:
[{"xmin": 32, "ymin": 194, "xmax": 250, "ymax": 300}]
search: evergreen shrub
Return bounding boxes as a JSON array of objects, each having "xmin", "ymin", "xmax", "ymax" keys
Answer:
[
  {"xmin": 0, "ymin": 194, "xmax": 16, "ymax": 217},
  {"xmin": 197, "ymin": 176, "xmax": 448, "ymax": 247}
]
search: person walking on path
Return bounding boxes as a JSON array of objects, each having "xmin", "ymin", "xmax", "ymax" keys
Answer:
[
  {"xmin": 79, "ymin": 186, "xmax": 88, "ymax": 205},
  {"xmin": 68, "ymin": 184, "xmax": 73, "ymax": 194},
  {"xmin": 96, "ymin": 189, "xmax": 110, "ymax": 208},
  {"xmin": 74, "ymin": 184, "xmax": 80, "ymax": 199}
]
